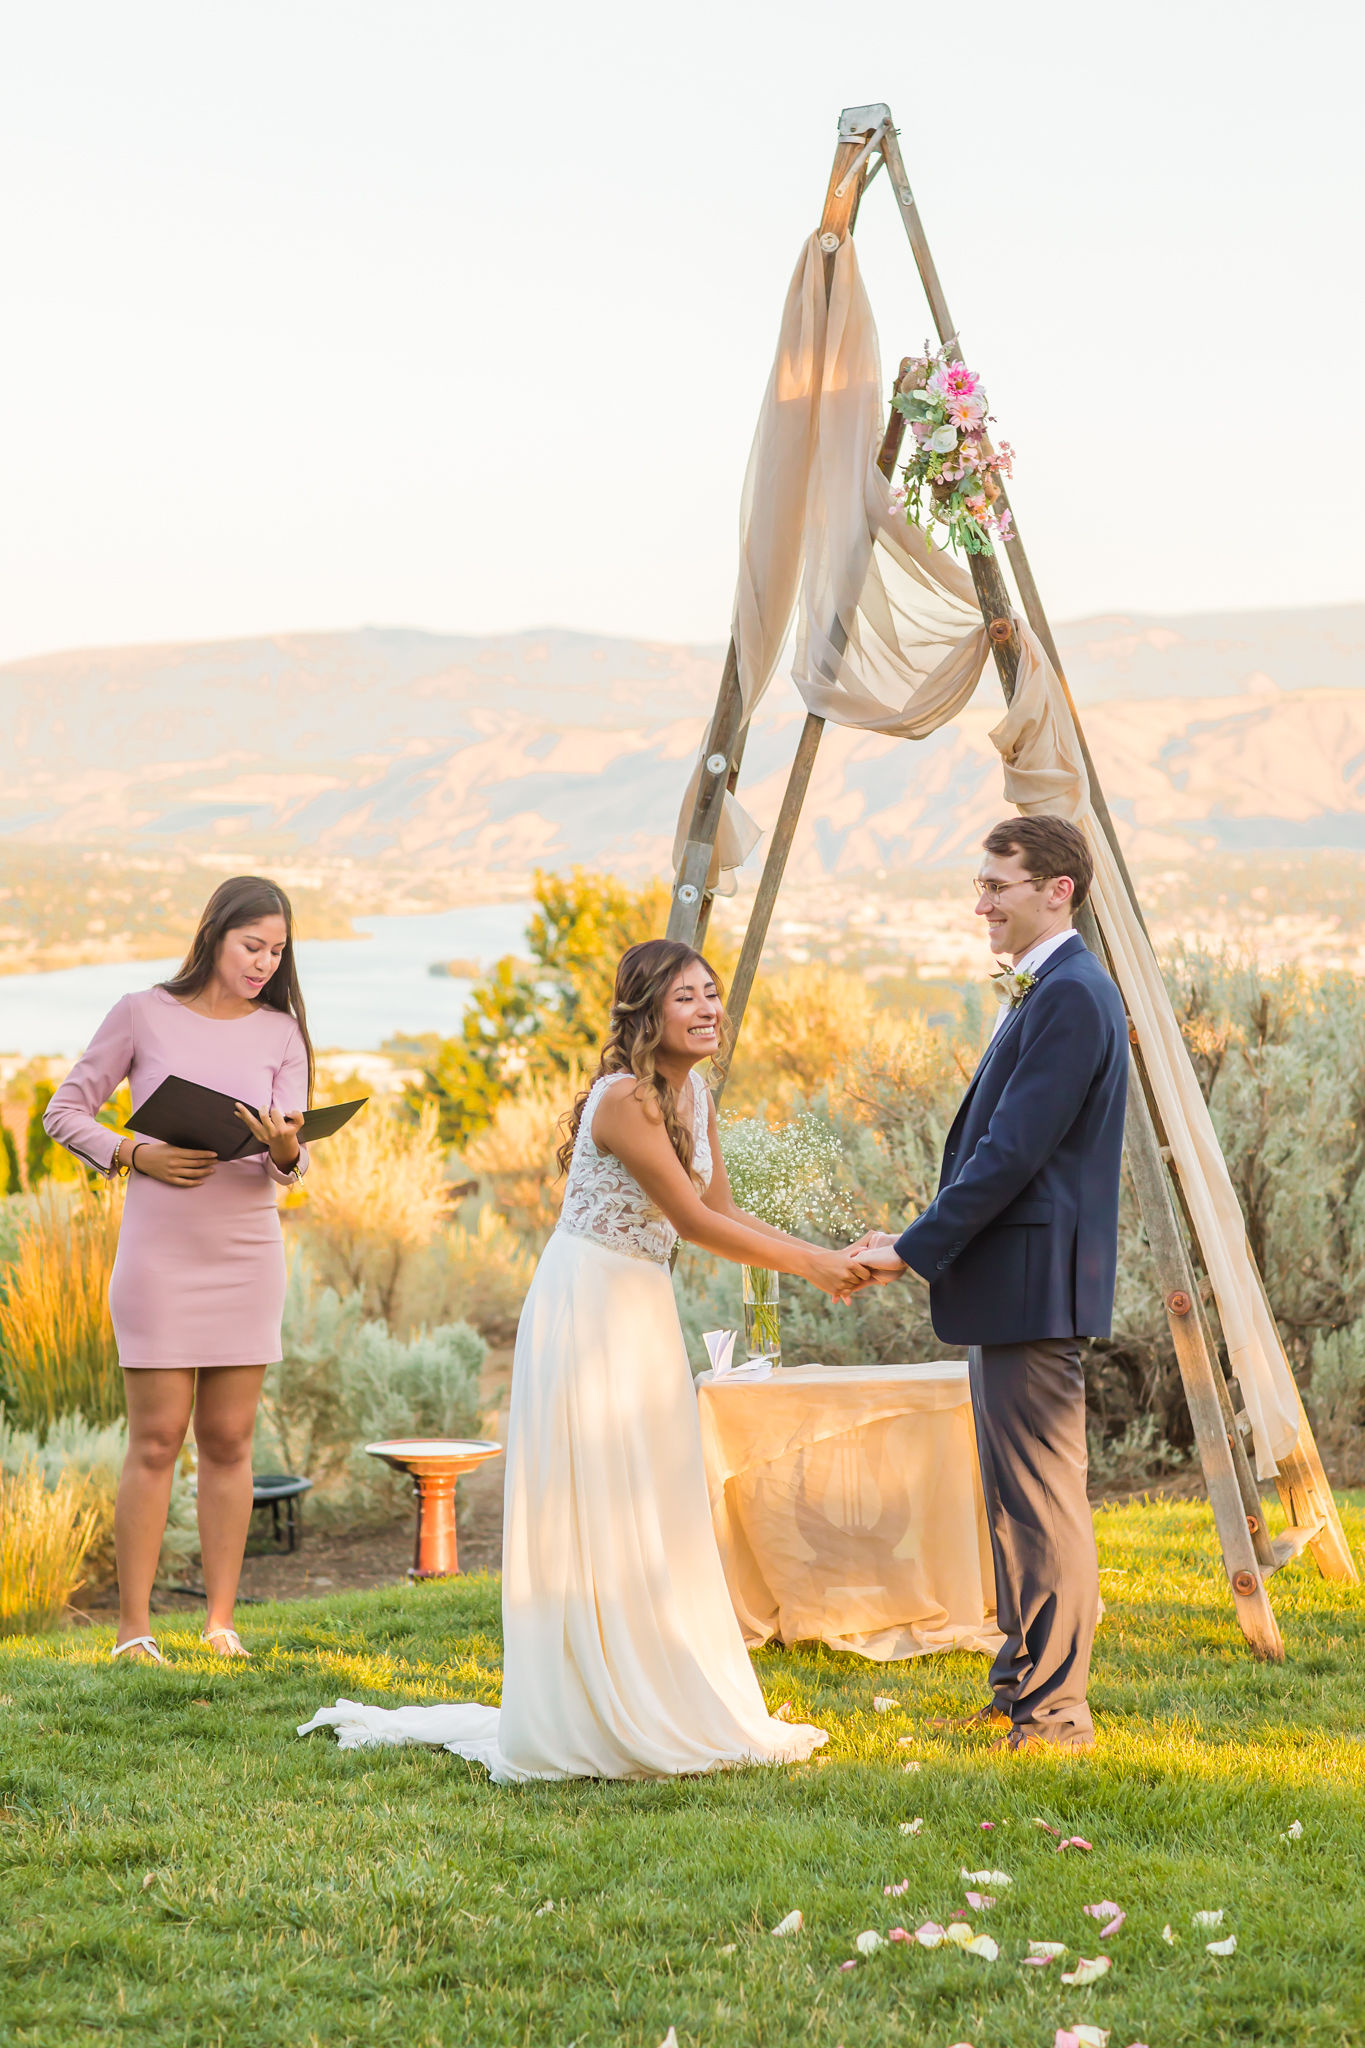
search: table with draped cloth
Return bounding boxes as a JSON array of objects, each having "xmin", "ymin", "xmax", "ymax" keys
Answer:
[{"xmin": 695, "ymin": 1361, "xmax": 1005, "ymax": 1663}]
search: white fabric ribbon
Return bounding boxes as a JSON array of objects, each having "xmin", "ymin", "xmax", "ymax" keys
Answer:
[{"xmin": 674, "ymin": 230, "xmax": 1300, "ymax": 1476}]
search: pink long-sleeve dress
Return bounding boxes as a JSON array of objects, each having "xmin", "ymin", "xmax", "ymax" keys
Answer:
[{"xmin": 44, "ymin": 986, "xmax": 309, "ymax": 1369}]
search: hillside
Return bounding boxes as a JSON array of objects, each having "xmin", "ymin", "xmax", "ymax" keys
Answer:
[{"xmin": 2, "ymin": 608, "xmax": 1363, "ymax": 891}]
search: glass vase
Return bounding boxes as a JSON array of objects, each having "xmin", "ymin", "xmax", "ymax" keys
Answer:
[{"xmin": 741, "ymin": 1265, "xmax": 781, "ymax": 1366}]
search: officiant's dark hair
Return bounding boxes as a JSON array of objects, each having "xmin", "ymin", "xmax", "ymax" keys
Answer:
[
  {"xmin": 983, "ymin": 816, "xmax": 1093, "ymax": 911},
  {"xmin": 161, "ymin": 875, "xmax": 314, "ymax": 1100},
  {"xmin": 556, "ymin": 939, "xmax": 724, "ymax": 1183}
]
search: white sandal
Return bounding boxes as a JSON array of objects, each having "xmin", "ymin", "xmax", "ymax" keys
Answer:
[
  {"xmin": 111, "ymin": 1635, "xmax": 164, "ymax": 1664},
  {"xmin": 201, "ymin": 1626, "xmax": 251, "ymax": 1658}
]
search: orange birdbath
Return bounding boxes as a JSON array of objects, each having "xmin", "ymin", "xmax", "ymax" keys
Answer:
[{"xmin": 364, "ymin": 1438, "xmax": 503, "ymax": 1579}]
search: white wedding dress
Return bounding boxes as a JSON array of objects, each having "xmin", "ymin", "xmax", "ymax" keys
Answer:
[{"xmin": 300, "ymin": 1069, "xmax": 826, "ymax": 1780}]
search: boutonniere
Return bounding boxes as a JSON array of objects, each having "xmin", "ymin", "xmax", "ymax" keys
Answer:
[{"xmin": 991, "ymin": 967, "xmax": 1038, "ymax": 1010}]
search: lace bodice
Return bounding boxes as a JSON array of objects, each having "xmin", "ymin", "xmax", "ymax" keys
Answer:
[{"xmin": 557, "ymin": 1070, "xmax": 712, "ymax": 1266}]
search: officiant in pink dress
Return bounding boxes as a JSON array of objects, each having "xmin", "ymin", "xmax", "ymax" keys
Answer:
[{"xmin": 44, "ymin": 876, "xmax": 314, "ymax": 1667}]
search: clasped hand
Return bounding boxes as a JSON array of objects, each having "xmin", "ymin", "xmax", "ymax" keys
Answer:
[
  {"xmin": 844, "ymin": 1230, "xmax": 911, "ymax": 1289},
  {"xmin": 806, "ymin": 1230, "xmax": 910, "ymax": 1303}
]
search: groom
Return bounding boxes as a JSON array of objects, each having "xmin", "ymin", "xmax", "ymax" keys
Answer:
[{"xmin": 856, "ymin": 816, "xmax": 1127, "ymax": 1751}]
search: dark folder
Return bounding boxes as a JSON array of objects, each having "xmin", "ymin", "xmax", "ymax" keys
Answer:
[{"xmin": 124, "ymin": 1075, "xmax": 368, "ymax": 1160}]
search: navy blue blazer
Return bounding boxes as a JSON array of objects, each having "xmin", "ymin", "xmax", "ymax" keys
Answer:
[{"xmin": 894, "ymin": 932, "xmax": 1128, "ymax": 1346}]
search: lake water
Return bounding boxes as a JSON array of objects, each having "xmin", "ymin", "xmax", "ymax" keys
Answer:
[{"xmin": 0, "ymin": 903, "xmax": 534, "ymax": 1057}]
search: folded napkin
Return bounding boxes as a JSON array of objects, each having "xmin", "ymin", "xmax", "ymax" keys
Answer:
[
  {"xmin": 701, "ymin": 1329, "xmax": 773, "ymax": 1383},
  {"xmin": 703, "ymin": 1329, "xmax": 737, "ymax": 1376}
]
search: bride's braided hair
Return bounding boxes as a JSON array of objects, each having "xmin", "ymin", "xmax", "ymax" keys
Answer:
[{"xmin": 556, "ymin": 939, "xmax": 726, "ymax": 1183}]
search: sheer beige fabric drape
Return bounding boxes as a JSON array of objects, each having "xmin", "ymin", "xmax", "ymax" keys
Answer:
[{"xmin": 677, "ymin": 230, "xmax": 1299, "ymax": 1475}]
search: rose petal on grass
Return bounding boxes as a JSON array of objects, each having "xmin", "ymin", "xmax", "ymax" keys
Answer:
[
  {"xmin": 902, "ymin": 1760, "xmax": 923, "ymax": 1773},
  {"xmin": 965, "ymin": 1934, "xmax": 999, "ymax": 1960},
  {"xmin": 856, "ymin": 1930, "xmax": 883, "ymax": 1955},
  {"xmin": 873, "ymin": 1695, "xmax": 897, "ymax": 1713},
  {"xmin": 771, "ymin": 1910, "xmax": 803, "ymax": 1937},
  {"xmin": 1192, "ymin": 1909, "xmax": 1224, "ymax": 1928},
  {"xmin": 884, "ymin": 1879, "xmax": 910, "ymax": 1896},
  {"xmin": 915, "ymin": 1921, "xmax": 947, "ymax": 1948},
  {"xmin": 1161, "ymin": 1924, "xmax": 1175, "ymax": 1945},
  {"xmin": 1056, "ymin": 2033, "xmax": 1082, "ymax": 2048},
  {"xmin": 1021, "ymin": 1954, "xmax": 1055, "ymax": 1966},
  {"xmin": 838, "ymin": 1958, "xmax": 858, "ymax": 1972},
  {"xmin": 1028, "ymin": 1940, "xmax": 1068, "ymax": 1959},
  {"xmin": 1082, "ymin": 1901, "xmax": 1125, "ymax": 1937},
  {"xmin": 1057, "ymin": 1837, "xmax": 1093, "ymax": 1853},
  {"xmin": 718, "ymin": 1942, "xmax": 737, "ymax": 1955},
  {"xmin": 979, "ymin": 1820, "xmax": 997, "ymax": 1830},
  {"xmin": 659, "ymin": 2031, "xmax": 679, "ymax": 2048},
  {"xmin": 888, "ymin": 1927, "xmax": 912, "ymax": 1943},
  {"xmin": 944, "ymin": 1922, "xmax": 976, "ymax": 1948},
  {"xmin": 961, "ymin": 1869, "xmax": 1011, "ymax": 1886},
  {"xmin": 141, "ymin": 1873, "xmax": 155, "ymax": 1892},
  {"xmin": 1206, "ymin": 1934, "xmax": 1238, "ymax": 1957},
  {"xmin": 1073, "ymin": 2029, "xmax": 1111, "ymax": 2048},
  {"xmin": 1060, "ymin": 1955, "xmax": 1111, "ymax": 1986},
  {"xmin": 1282, "ymin": 1818, "xmax": 1303, "ymax": 1840},
  {"xmin": 964, "ymin": 1892, "xmax": 997, "ymax": 1911},
  {"xmin": 899, "ymin": 1818, "xmax": 925, "ymax": 1835},
  {"xmin": 1034, "ymin": 1817, "xmax": 1061, "ymax": 1836},
  {"xmin": 534, "ymin": 1900, "xmax": 556, "ymax": 1917}
]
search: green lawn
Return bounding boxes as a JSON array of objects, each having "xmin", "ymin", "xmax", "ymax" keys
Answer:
[{"xmin": 3, "ymin": 1498, "xmax": 1365, "ymax": 2048}]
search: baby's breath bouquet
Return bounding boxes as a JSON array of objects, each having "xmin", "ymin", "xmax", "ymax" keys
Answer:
[
  {"xmin": 719, "ymin": 1114, "xmax": 857, "ymax": 1238},
  {"xmin": 718, "ymin": 1115, "xmax": 857, "ymax": 1365}
]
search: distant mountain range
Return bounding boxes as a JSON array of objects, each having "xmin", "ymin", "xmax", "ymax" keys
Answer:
[{"xmin": 2, "ymin": 605, "xmax": 1363, "ymax": 882}]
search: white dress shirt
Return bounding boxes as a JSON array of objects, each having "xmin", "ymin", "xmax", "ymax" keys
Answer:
[{"xmin": 989, "ymin": 927, "xmax": 1079, "ymax": 1039}]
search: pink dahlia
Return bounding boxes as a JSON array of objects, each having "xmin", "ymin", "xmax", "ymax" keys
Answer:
[{"xmin": 929, "ymin": 360, "xmax": 981, "ymax": 399}]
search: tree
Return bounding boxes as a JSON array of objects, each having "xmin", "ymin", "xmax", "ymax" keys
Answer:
[{"xmin": 410, "ymin": 869, "xmax": 679, "ymax": 1147}]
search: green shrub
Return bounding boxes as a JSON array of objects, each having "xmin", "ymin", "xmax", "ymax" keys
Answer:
[
  {"xmin": 0, "ymin": 1411, "xmax": 199, "ymax": 1593},
  {"xmin": 337, "ymin": 1318, "xmax": 489, "ymax": 1520},
  {"xmin": 256, "ymin": 1257, "xmax": 489, "ymax": 1525},
  {"xmin": 398, "ymin": 1207, "xmax": 536, "ymax": 1344}
]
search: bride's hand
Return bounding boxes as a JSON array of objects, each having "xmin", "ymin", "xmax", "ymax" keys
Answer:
[
  {"xmin": 804, "ymin": 1245, "xmax": 875, "ymax": 1304},
  {"xmin": 848, "ymin": 1229, "xmax": 896, "ymax": 1254}
]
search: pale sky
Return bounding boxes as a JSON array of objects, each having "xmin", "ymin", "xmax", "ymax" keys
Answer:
[{"xmin": 2, "ymin": 1, "xmax": 1361, "ymax": 666}]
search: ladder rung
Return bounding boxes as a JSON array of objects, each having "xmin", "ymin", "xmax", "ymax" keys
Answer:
[{"xmin": 1265, "ymin": 1520, "xmax": 1326, "ymax": 1576}]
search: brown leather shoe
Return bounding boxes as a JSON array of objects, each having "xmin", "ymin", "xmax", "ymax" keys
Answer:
[
  {"xmin": 929, "ymin": 1702, "xmax": 1012, "ymax": 1733},
  {"xmin": 1000, "ymin": 1728, "xmax": 1094, "ymax": 1755}
]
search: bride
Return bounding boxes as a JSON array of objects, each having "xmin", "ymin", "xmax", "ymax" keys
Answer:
[{"xmin": 302, "ymin": 939, "xmax": 868, "ymax": 1780}]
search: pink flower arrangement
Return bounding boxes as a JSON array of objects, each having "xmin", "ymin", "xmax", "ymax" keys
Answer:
[{"xmin": 892, "ymin": 346, "xmax": 1013, "ymax": 557}]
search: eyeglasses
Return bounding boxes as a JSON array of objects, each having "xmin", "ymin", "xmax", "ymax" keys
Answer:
[{"xmin": 971, "ymin": 874, "xmax": 1041, "ymax": 902}]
